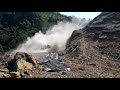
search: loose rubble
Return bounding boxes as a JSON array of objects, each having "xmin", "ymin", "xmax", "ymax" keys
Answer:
[{"xmin": 0, "ymin": 52, "xmax": 37, "ymax": 78}]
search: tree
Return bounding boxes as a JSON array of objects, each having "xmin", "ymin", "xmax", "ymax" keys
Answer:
[
  {"xmin": 0, "ymin": 12, "xmax": 72, "ymax": 54},
  {"xmin": 0, "ymin": 44, "xmax": 3, "ymax": 53}
]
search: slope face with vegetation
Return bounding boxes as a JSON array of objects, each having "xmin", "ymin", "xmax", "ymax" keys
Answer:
[{"xmin": 0, "ymin": 12, "xmax": 71, "ymax": 54}]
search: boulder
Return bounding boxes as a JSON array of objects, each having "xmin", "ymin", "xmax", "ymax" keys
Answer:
[
  {"xmin": 3, "ymin": 74, "xmax": 11, "ymax": 78},
  {"xmin": 7, "ymin": 52, "xmax": 36, "ymax": 72},
  {"xmin": 14, "ymin": 59, "xmax": 33, "ymax": 72},
  {"xmin": 0, "ymin": 72, "xmax": 4, "ymax": 78},
  {"xmin": 0, "ymin": 68, "xmax": 9, "ymax": 73},
  {"xmin": 14, "ymin": 52, "xmax": 36, "ymax": 66},
  {"xmin": 10, "ymin": 72, "xmax": 21, "ymax": 78}
]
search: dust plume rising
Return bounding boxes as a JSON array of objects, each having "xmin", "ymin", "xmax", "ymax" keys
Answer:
[{"xmin": 14, "ymin": 17, "xmax": 90, "ymax": 53}]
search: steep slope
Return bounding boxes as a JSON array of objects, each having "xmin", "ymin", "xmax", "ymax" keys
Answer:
[
  {"xmin": 60, "ymin": 12, "xmax": 120, "ymax": 78},
  {"xmin": 66, "ymin": 12, "xmax": 120, "ymax": 60},
  {"xmin": 84, "ymin": 12, "xmax": 120, "ymax": 60}
]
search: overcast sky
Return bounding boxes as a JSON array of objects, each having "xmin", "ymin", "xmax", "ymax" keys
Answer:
[{"xmin": 60, "ymin": 12, "xmax": 102, "ymax": 20}]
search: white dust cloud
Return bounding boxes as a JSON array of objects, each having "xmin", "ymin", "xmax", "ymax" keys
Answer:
[{"xmin": 14, "ymin": 17, "xmax": 90, "ymax": 53}]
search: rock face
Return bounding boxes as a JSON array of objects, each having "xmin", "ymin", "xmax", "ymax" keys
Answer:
[{"xmin": 66, "ymin": 12, "xmax": 120, "ymax": 60}]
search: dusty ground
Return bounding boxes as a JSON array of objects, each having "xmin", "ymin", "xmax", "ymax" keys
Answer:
[
  {"xmin": 23, "ymin": 52, "xmax": 120, "ymax": 78},
  {"xmin": 3, "ymin": 41, "xmax": 120, "ymax": 78}
]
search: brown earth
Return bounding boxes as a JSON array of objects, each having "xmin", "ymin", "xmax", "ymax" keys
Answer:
[{"xmin": 24, "ymin": 52, "xmax": 120, "ymax": 78}]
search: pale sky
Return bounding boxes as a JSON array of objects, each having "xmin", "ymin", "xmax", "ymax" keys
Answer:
[{"xmin": 60, "ymin": 12, "xmax": 102, "ymax": 20}]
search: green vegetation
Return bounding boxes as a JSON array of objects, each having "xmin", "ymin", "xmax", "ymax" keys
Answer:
[{"xmin": 0, "ymin": 12, "xmax": 72, "ymax": 54}]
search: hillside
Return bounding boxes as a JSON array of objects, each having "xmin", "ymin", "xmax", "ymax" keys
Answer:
[
  {"xmin": 62, "ymin": 12, "xmax": 120, "ymax": 78},
  {"xmin": 1, "ymin": 12, "xmax": 120, "ymax": 78},
  {"xmin": 84, "ymin": 12, "xmax": 120, "ymax": 60},
  {"xmin": 0, "ymin": 12, "xmax": 72, "ymax": 54},
  {"xmin": 65, "ymin": 12, "xmax": 120, "ymax": 60}
]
